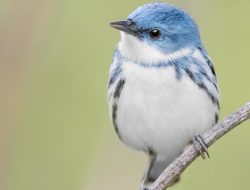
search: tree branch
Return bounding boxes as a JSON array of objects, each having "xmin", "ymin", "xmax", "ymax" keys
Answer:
[{"xmin": 149, "ymin": 102, "xmax": 250, "ymax": 190}]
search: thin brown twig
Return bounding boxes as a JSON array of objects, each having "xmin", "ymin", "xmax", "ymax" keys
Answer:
[{"xmin": 149, "ymin": 102, "xmax": 250, "ymax": 190}]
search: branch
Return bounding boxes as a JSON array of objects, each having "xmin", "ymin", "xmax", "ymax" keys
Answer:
[{"xmin": 149, "ymin": 102, "xmax": 250, "ymax": 190}]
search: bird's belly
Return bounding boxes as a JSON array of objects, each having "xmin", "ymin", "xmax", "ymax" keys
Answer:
[{"xmin": 112, "ymin": 62, "xmax": 218, "ymax": 160}]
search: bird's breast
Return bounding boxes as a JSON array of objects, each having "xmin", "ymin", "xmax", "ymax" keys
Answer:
[{"xmin": 109, "ymin": 60, "xmax": 218, "ymax": 161}]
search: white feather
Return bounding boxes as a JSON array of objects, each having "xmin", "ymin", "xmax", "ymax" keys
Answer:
[{"xmin": 112, "ymin": 61, "xmax": 218, "ymax": 156}]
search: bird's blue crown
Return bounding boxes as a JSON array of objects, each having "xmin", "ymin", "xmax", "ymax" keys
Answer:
[{"xmin": 127, "ymin": 3, "xmax": 201, "ymax": 53}]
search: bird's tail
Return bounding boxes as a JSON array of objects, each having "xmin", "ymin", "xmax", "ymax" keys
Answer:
[
  {"xmin": 148, "ymin": 157, "xmax": 181, "ymax": 185},
  {"xmin": 148, "ymin": 158, "xmax": 169, "ymax": 182}
]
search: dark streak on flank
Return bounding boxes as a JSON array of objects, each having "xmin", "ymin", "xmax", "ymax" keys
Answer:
[
  {"xmin": 114, "ymin": 79, "xmax": 126, "ymax": 98},
  {"xmin": 111, "ymin": 77, "xmax": 126, "ymax": 140},
  {"xmin": 198, "ymin": 46, "xmax": 216, "ymax": 77},
  {"xmin": 186, "ymin": 69, "xmax": 220, "ymax": 109},
  {"xmin": 197, "ymin": 82, "xmax": 220, "ymax": 109},
  {"xmin": 112, "ymin": 103, "xmax": 122, "ymax": 139},
  {"xmin": 215, "ymin": 113, "xmax": 219, "ymax": 124},
  {"xmin": 208, "ymin": 60, "xmax": 216, "ymax": 76},
  {"xmin": 112, "ymin": 104, "xmax": 118, "ymax": 130}
]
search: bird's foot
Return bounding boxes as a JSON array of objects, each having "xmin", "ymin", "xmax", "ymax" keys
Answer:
[{"xmin": 192, "ymin": 135, "xmax": 210, "ymax": 159}]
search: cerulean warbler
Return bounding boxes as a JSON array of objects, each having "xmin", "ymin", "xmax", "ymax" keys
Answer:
[{"xmin": 108, "ymin": 2, "xmax": 219, "ymax": 189}]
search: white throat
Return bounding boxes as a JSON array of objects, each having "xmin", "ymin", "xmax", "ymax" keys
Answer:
[{"xmin": 118, "ymin": 32, "xmax": 192, "ymax": 64}]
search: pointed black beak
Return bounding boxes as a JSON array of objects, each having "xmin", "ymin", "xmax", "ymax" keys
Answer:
[{"xmin": 109, "ymin": 20, "xmax": 138, "ymax": 36}]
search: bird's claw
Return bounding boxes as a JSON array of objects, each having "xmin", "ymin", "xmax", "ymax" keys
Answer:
[{"xmin": 193, "ymin": 135, "xmax": 210, "ymax": 159}]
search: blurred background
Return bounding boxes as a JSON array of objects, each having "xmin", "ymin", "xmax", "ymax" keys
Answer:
[{"xmin": 0, "ymin": 0, "xmax": 250, "ymax": 190}]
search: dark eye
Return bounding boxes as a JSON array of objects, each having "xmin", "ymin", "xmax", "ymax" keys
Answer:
[{"xmin": 149, "ymin": 29, "xmax": 161, "ymax": 39}]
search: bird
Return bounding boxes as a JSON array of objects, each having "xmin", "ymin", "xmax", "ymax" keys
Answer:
[{"xmin": 107, "ymin": 2, "xmax": 219, "ymax": 189}]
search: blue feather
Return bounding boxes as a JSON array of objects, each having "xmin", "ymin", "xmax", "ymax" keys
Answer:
[{"xmin": 127, "ymin": 2, "xmax": 201, "ymax": 53}]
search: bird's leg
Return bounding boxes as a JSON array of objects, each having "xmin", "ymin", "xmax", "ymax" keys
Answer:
[
  {"xmin": 193, "ymin": 135, "xmax": 210, "ymax": 159},
  {"xmin": 140, "ymin": 152, "xmax": 156, "ymax": 190}
]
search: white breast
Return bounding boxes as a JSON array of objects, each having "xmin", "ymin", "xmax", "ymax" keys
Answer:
[{"xmin": 109, "ymin": 61, "xmax": 218, "ymax": 163}]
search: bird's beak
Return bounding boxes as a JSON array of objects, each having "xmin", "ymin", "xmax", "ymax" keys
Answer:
[{"xmin": 109, "ymin": 20, "xmax": 138, "ymax": 36}]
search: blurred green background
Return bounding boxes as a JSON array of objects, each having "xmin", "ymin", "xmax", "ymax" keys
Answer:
[{"xmin": 0, "ymin": 0, "xmax": 250, "ymax": 190}]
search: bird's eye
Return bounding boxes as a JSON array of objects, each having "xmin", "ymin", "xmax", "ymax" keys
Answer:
[{"xmin": 149, "ymin": 29, "xmax": 161, "ymax": 39}]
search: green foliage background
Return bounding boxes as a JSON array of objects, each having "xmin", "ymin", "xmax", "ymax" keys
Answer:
[{"xmin": 0, "ymin": 0, "xmax": 250, "ymax": 190}]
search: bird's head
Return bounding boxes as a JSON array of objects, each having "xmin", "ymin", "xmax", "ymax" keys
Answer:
[{"xmin": 110, "ymin": 3, "xmax": 201, "ymax": 63}]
